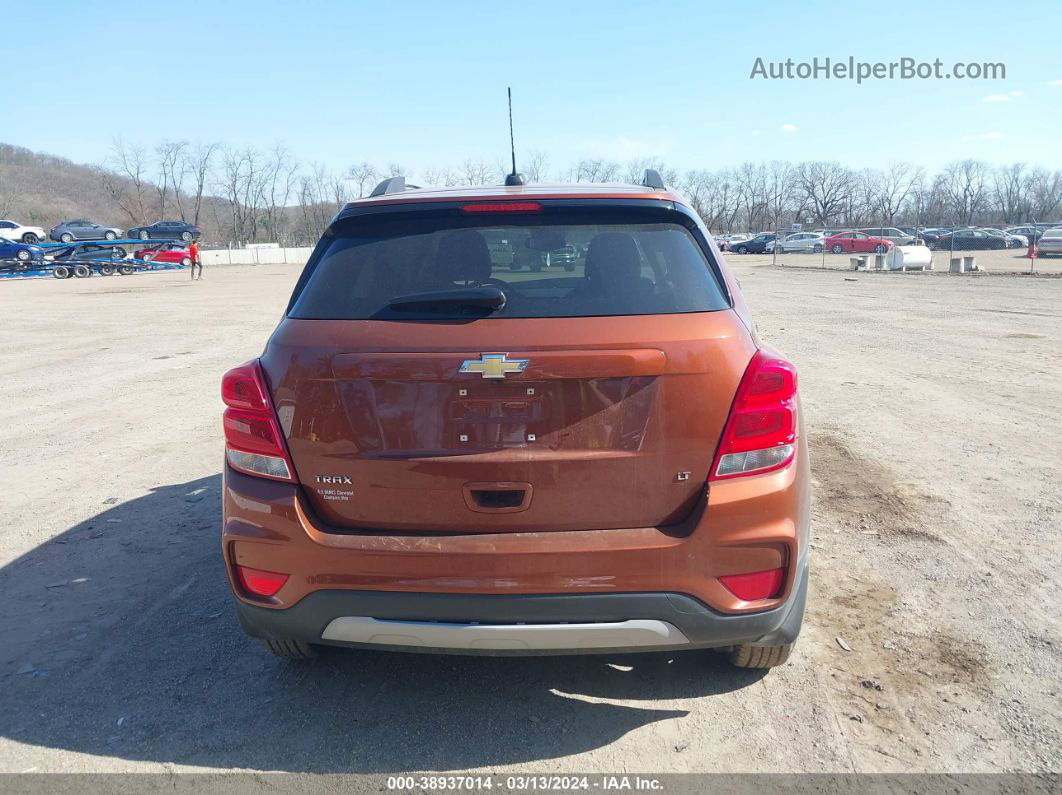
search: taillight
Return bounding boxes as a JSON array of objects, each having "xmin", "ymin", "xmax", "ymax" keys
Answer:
[
  {"xmin": 236, "ymin": 565, "xmax": 289, "ymax": 597},
  {"xmin": 719, "ymin": 568, "xmax": 785, "ymax": 601},
  {"xmin": 710, "ymin": 350, "xmax": 797, "ymax": 479},
  {"xmin": 460, "ymin": 201, "xmax": 542, "ymax": 214},
  {"xmin": 221, "ymin": 361, "xmax": 296, "ymax": 481}
]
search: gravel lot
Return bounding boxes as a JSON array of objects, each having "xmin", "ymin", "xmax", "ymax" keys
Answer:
[{"xmin": 0, "ymin": 262, "xmax": 1059, "ymax": 774}]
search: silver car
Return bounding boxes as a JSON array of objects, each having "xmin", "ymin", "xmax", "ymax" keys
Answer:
[
  {"xmin": 1037, "ymin": 229, "xmax": 1062, "ymax": 256},
  {"xmin": 769, "ymin": 232, "xmax": 825, "ymax": 253},
  {"xmin": 859, "ymin": 227, "xmax": 916, "ymax": 246}
]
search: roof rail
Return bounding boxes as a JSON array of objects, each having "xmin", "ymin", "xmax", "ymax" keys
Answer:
[{"xmin": 642, "ymin": 169, "xmax": 665, "ymax": 190}]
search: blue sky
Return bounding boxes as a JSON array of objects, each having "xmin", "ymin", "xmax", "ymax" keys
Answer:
[{"xmin": 5, "ymin": 0, "xmax": 1061, "ymax": 175}]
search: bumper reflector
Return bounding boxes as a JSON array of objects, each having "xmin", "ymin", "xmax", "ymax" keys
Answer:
[
  {"xmin": 236, "ymin": 565, "xmax": 289, "ymax": 597},
  {"xmin": 719, "ymin": 567, "xmax": 785, "ymax": 601}
]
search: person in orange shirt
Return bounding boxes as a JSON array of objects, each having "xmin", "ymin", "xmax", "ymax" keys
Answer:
[{"xmin": 188, "ymin": 239, "xmax": 202, "ymax": 280}]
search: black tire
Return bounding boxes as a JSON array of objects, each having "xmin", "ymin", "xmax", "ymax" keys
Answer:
[
  {"xmin": 181, "ymin": 231, "xmax": 192, "ymax": 241},
  {"xmin": 114, "ymin": 247, "xmax": 127, "ymax": 258},
  {"xmin": 22, "ymin": 233, "xmax": 39, "ymax": 244},
  {"xmin": 831, "ymin": 244, "xmax": 844, "ymax": 254},
  {"xmin": 735, "ymin": 245, "xmax": 749, "ymax": 254},
  {"xmin": 53, "ymin": 265, "xmax": 71, "ymax": 279},
  {"xmin": 874, "ymin": 244, "xmax": 887, "ymax": 254},
  {"xmin": 105, "ymin": 231, "xmax": 117, "ymax": 240},
  {"xmin": 181, "ymin": 257, "xmax": 192, "ymax": 267},
  {"xmin": 729, "ymin": 642, "xmax": 793, "ymax": 668},
  {"xmin": 139, "ymin": 230, "xmax": 150, "ymax": 240},
  {"xmin": 118, "ymin": 264, "xmax": 135, "ymax": 275},
  {"xmin": 16, "ymin": 249, "xmax": 30, "ymax": 262},
  {"xmin": 258, "ymin": 638, "xmax": 318, "ymax": 660},
  {"xmin": 813, "ymin": 244, "xmax": 823, "ymax": 253},
  {"xmin": 73, "ymin": 264, "xmax": 91, "ymax": 278},
  {"xmin": 60, "ymin": 233, "xmax": 74, "ymax": 243},
  {"xmin": 98, "ymin": 264, "xmax": 115, "ymax": 276}
]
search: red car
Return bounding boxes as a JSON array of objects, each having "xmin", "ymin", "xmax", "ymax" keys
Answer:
[
  {"xmin": 823, "ymin": 231, "xmax": 893, "ymax": 254},
  {"xmin": 135, "ymin": 244, "xmax": 192, "ymax": 266}
]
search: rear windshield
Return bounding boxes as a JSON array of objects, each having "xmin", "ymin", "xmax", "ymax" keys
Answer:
[{"xmin": 288, "ymin": 215, "xmax": 729, "ymax": 320}]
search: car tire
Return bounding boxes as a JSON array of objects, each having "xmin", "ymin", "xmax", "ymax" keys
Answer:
[
  {"xmin": 98, "ymin": 264, "xmax": 115, "ymax": 276},
  {"xmin": 181, "ymin": 231, "xmax": 192, "ymax": 241},
  {"xmin": 735, "ymin": 245, "xmax": 749, "ymax": 254},
  {"xmin": 729, "ymin": 642, "xmax": 793, "ymax": 668},
  {"xmin": 60, "ymin": 233, "xmax": 74, "ymax": 243},
  {"xmin": 813, "ymin": 244, "xmax": 823, "ymax": 253},
  {"xmin": 105, "ymin": 231, "xmax": 117, "ymax": 240},
  {"xmin": 16, "ymin": 249, "xmax": 30, "ymax": 262},
  {"xmin": 181, "ymin": 257, "xmax": 192, "ymax": 267},
  {"xmin": 118, "ymin": 265, "xmax": 135, "ymax": 275},
  {"xmin": 73, "ymin": 264, "xmax": 92, "ymax": 278},
  {"xmin": 22, "ymin": 233, "xmax": 39, "ymax": 244},
  {"xmin": 140, "ymin": 231, "xmax": 150, "ymax": 240},
  {"xmin": 831, "ymin": 244, "xmax": 844, "ymax": 254},
  {"xmin": 258, "ymin": 638, "xmax": 318, "ymax": 660},
  {"xmin": 53, "ymin": 265, "xmax": 71, "ymax": 279}
]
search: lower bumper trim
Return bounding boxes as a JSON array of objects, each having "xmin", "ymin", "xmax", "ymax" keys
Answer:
[{"xmin": 320, "ymin": 616, "xmax": 690, "ymax": 651}]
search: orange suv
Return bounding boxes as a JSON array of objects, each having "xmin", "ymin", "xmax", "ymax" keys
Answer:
[{"xmin": 221, "ymin": 172, "xmax": 809, "ymax": 669}]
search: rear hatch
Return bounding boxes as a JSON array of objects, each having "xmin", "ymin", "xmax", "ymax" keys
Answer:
[{"xmin": 262, "ymin": 200, "xmax": 755, "ymax": 533}]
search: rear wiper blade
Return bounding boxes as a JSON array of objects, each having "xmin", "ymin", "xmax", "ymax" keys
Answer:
[{"xmin": 387, "ymin": 286, "xmax": 506, "ymax": 313}]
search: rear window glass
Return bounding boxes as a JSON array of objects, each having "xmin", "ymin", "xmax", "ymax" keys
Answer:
[{"xmin": 288, "ymin": 216, "xmax": 729, "ymax": 320}]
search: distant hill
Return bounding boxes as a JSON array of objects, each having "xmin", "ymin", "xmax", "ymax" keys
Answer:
[{"xmin": 0, "ymin": 144, "xmax": 129, "ymax": 229}]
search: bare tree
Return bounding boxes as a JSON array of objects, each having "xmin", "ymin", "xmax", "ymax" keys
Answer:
[
  {"xmin": 795, "ymin": 161, "xmax": 853, "ymax": 227},
  {"xmin": 1027, "ymin": 167, "xmax": 1062, "ymax": 221},
  {"xmin": 572, "ymin": 159, "xmax": 620, "ymax": 182},
  {"xmin": 524, "ymin": 150, "xmax": 549, "ymax": 183},
  {"xmin": 101, "ymin": 138, "xmax": 150, "ymax": 225},
  {"xmin": 348, "ymin": 162, "xmax": 379, "ymax": 198},
  {"xmin": 262, "ymin": 145, "xmax": 299, "ymax": 243},
  {"xmin": 185, "ymin": 142, "xmax": 219, "ymax": 228},
  {"xmin": 939, "ymin": 160, "xmax": 990, "ymax": 225},
  {"xmin": 461, "ymin": 159, "xmax": 495, "ymax": 186}
]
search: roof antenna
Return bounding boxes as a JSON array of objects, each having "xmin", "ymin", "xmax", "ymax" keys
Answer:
[{"xmin": 504, "ymin": 87, "xmax": 525, "ymax": 186}]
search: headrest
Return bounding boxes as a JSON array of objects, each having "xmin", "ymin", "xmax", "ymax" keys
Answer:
[{"xmin": 435, "ymin": 230, "xmax": 492, "ymax": 285}]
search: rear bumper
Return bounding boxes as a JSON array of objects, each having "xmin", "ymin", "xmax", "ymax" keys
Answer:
[{"xmin": 234, "ymin": 560, "xmax": 808, "ymax": 655}]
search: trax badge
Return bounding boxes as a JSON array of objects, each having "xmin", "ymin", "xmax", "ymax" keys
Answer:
[
  {"xmin": 315, "ymin": 475, "xmax": 353, "ymax": 485},
  {"xmin": 459, "ymin": 353, "xmax": 529, "ymax": 379}
]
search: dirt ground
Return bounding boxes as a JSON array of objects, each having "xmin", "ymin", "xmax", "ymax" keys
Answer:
[{"xmin": 0, "ymin": 262, "xmax": 1059, "ymax": 775}]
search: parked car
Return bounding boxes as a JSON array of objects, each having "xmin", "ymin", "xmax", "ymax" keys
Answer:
[
  {"xmin": 221, "ymin": 175, "xmax": 809, "ymax": 669},
  {"xmin": 1005, "ymin": 225, "xmax": 1045, "ymax": 243},
  {"xmin": 135, "ymin": 244, "xmax": 193, "ymax": 266},
  {"xmin": 51, "ymin": 243, "xmax": 128, "ymax": 262},
  {"xmin": 729, "ymin": 233, "xmax": 776, "ymax": 254},
  {"xmin": 49, "ymin": 220, "xmax": 122, "ymax": 242},
  {"xmin": 981, "ymin": 228, "xmax": 1027, "ymax": 248},
  {"xmin": 126, "ymin": 220, "xmax": 201, "ymax": 241},
  {"xmin": 0, "ymin": 219, "xmax": 47, "ymax": 244},
  {"xmin": 0, "ymin": 236, "xmax": 45, "ymax": 264},
  {"xmin": 714, "ymin": 233, "xmax": 751, "ymax": 251},
  {"xmin": 823, "ymin": 231, "xmax": 894, "ymax": 254},
  {"xmin": 770, "ymin": 232, "xmax": 824, "ymax": 253},
  {"xmin": 932, "ymin": 229, "xmax": 1007, "ymax": 250},
  {"xmin": 859, "ymin": 227, "xmax": 915, "ymax": 246},
  {"xmin": 1036, "ymin": 228, "xmax": 1062, "ymax": 257}
]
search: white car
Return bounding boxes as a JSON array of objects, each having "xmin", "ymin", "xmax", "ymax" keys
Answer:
[
  {"xmin": 0, "ymin": 219, "xmax": 47, "ymax": 244},
  {"xmin": 984, "ymin": 228, "xmax": 1027, "ymax": 248},
  {"xmin": 768, "ymin": 232, "xmax": 825, "ymax": 253},
  {"xmin": 1037, "ymin": 229, "xmax": 1062, "ymax": 257}
]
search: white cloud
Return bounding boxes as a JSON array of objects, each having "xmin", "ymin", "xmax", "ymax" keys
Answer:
[
  {"xmin": 980, "ymin": 93, "xmax": 1010, "ymax": 102},
  {"xmin": 961, "ymin": 131, "xmax": 1005, "ymax": 141},
  {"xmin": 751, "ymin": 129, "xmax": 761, "ymax": 136},
  {"xmin": 1048, "ymin": 79, "xmax": 1062, "ymax": 86},
  {"xmin": 780, "ymin": 123, "xmax": 798, "ymax": 134},
  {"xmin": 1010, "ymin": 90, "xmax": 1023, "ymax": 97}
]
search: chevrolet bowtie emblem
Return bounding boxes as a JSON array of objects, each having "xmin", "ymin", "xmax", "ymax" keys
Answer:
[{"xmin": 459, "ymin": 353, "xmax": 529, "ymax": 379}]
